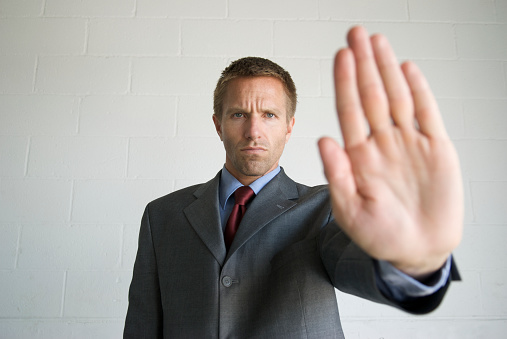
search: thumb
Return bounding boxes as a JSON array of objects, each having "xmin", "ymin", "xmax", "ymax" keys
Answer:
[{"xmin": 318, "ymin": 137, "xmax": 356, "ymax": 210}]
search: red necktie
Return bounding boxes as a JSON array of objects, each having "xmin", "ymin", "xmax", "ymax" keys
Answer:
[{"xmin": 224, "ymin": 186, "xmax": 255, "ymax": 251}]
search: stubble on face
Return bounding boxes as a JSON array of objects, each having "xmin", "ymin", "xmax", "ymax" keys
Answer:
[{"xmin": 223, "ymin": 137, "xmax": 282, "ymax": 179}]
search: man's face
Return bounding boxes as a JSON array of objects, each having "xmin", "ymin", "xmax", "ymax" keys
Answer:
[{"xmin": 213, "ymin": 76, "xmax": 295, "ymax": 185}]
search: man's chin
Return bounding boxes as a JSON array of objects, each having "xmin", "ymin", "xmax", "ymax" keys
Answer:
[{"xmin": 239, "ymin": 164, "xmax": 274, "ymax": 178}]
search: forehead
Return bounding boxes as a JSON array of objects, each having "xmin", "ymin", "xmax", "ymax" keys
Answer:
[{"xmin": 223, "ymin": 76, "xmax": 288, "ymax": 111}]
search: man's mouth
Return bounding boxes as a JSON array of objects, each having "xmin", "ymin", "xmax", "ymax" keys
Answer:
[{"xmin": 241, "ymin": 146, "xmax": 267, "ymax": 154}]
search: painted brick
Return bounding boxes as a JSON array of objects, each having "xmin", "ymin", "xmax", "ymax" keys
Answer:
[
  {"xmin": 280, "ymin": 136, "xmax": 326, "ymax": 183},
  {"xmin": 455, "ymin": 225, "xmax": 507, "ymax": 270},
  {"xmin": 80, "ymin": 95, "xmax": 176, "ymax": 137},
  {"xmin": 456, "ymin": 24, "xmax": 507, "ymax": 59},
  {"xmin": 182, "ymin": 20, "xmax": 272, "ymax": 57},
  {"xmin": 0, "ymin": 224, "xmax": 19, "ymax": 269},
  {"xmin": 88, "ymin": 19, "xmax": 179, "ymax": 56},
  {"xmin": 0, "ymin": 0, "xmax": 505, "ymax": 334},
  {"xmin": 481, "ymin": 270, "xmax": 507, "ymax": 315},
  {"xmin": 28, "ymin": 136, "xmax": 127, "ymax": 178},
  {"xmin": 408, "ymin": 0, "xmax": 497, "ymax": 22},
  {"xmin": 45, "ymin": 0, "xmax": 135, "ymax": 17},
  {"xmin": 336, "ymin": 288, "xmax": 409, "ymax": 318},
  {"xmin": 0, "ymin": 0, "xmax": 43, "ymax": 17},
  {"xmin": 122, "ymin": 224, "xmax": 138, "ymax": 269},
  {"xmin": 177, "ymin": 95, "xmax": 216, "ymax": 137},
  {"xmin": 0, "ymin": 55, "xmax": 35, "ymax": 93},
  {"xmin": 416, "ymin": 60, "xmax": 506, "ymax": 98},
  {"xmin": 229, "ymin": 0, "xmax": 318, "ymax": 19},
  {"xmin": 271, "ymin": 58, "xmax": 322, "ymax": 97},
  {"xmin": 0, "ymin": 320, "xmax": 124, "ymax": 339},
  {"xmin": 455, "ymin": 140, "xmax": 507, "ymax": 181},
  {"xmin": 136, "ymin": 0, "xmax": 226, "ymax": 18},
  {"xmin": 320, "ymin": 58, "xmax": 334, "ymax": 97},
  {"xmin": 295, "ymin": 97, "xmax": 341, "ymax": 138},
  {"xmin": 174, "ymin": 178, "xmax": 207, "ymax": 191},
  {"xmin": 318, "ymin": 0, "xmax": 408, "ymax": 21},
  {"xmin": 127, "ymin": 137, "xmax": 224, "ymax": 179},
  {"xmin": 64, "ymin": 270, "xmax": 131, "ymax": 317},
  {"xmin": 131, "ymin": 56, "xmax": 225, "ymax": 95},
  {"xmin": 0, "ymin": 179, "xmax": 71, "ymax": 223},
  {"xmin": 71, "ymin": 179, "xmax": 172, "ymax": 223},
  {"xmin": 497, "ymin": 0, "xmax": 507, "ymax": 22},
  {"xmin": 17, "ymin": 224, "xmax": 122, "ymax": 269},
  {"xmin": 274, "ymin": 21, "xmax": 349, "ymax": 58},
  {"xmin": 0, "ymin": 18, "xmax": 85, "ymax": 54},
  {"xmin": 36, "ymin": 56, "xmax": 130, "ymax": 94},
  {"xmin": 471, "ymin": 181, "xmax": 507, "ymax": 223},
  {"xmin": 431, "ymin": 270, "xmax": 482, "ymax": 317},
  {"xmin": 0, "ymin": 270, "xmax": 63, "ymax": 317},
  {"xmin": 464, "ymin": 99, "xmax": 507, "ymax": 139},
  {"xmin": 341, "ymin": 318, "xmax": 507, "ymax": 338},
  {"xmin": 464, "ymin": 180, "xmax": 474, "ymax": 224},
  {"xmin": 363, "ymin": 23, "xmax": 456, "ymax": 59},
  {"xmin": 0, "ymin": 95, "xmax": 78, "ymax": 136},
  {"xmin": 437, "ymin": 99, "xmax": 465, "ymax": 140},
  {"xmin": 0, "ymin": 136, "xmax": 28, "ymax": 177}
]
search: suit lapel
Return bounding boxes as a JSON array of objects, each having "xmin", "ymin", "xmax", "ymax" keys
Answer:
[
  {"xmin": 183, "ymin": 172, "xmax": 227, "ymax": 266},
  {"xmin": 227, "ymin": 169, "xmax": 299, "ymax": 257}
]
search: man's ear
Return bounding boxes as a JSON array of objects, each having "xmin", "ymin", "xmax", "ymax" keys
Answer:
[
  {"xmin": 212, "ymin": 115, "xmax": 223, "ymax": 141},
  {"xmin": 285, "ymin": 116, "xmax": 295, "ymax": 144}
]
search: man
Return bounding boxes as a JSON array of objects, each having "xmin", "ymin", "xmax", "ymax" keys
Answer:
[{"xmin": 124, "ymin": 27, "xmax": 462, "ymax": 338}]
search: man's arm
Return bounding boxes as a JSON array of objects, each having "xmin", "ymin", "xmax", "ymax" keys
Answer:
[{"xmin": 318, "ymin": 26, "xmax": 463, "ymax": 279}]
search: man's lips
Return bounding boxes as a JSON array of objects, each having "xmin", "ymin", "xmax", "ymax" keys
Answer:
[{"xmin": 241, "ymin": 146, "xmax": 267, "ymax": 153}]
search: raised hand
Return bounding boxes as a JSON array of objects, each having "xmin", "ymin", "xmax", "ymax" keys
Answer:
[{"xmin": 318, "ymin": 26, "xmax": 463, "ymax": 279}]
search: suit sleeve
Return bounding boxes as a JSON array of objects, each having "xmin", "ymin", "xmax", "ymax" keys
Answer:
[
  {"xmin": 124, "ymin": 205, "xmax": 163, "ymax": 338},
  {"xmin": 319, "ymin": 219, "xmax": 460, "ymax": 315}
]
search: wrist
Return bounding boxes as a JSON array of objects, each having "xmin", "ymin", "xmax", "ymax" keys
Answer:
[{"xmin": 390, "ymin": 254, "xmax": 449, "ymax": 282}]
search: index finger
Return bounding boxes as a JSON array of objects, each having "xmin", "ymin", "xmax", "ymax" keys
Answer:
[{"xmin": 334, "ymin": 47, "xmax": 368, "ymax": 148}]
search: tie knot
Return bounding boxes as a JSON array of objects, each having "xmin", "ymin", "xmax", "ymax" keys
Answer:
[{"xmin": 234, "ymin": 186, "xmax": 255, "ymax": 206}]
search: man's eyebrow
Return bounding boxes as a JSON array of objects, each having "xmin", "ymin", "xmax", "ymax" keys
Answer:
[{"xmin": 224, "ymin": 106, "xmax": 248, "ymax": 114}]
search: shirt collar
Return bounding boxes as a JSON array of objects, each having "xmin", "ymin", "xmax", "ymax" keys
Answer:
[{"xmin": 219, "ymin": 165, "xmax": 281, "ymax": 209}]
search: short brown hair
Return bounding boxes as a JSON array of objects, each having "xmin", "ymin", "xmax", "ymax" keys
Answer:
[{"xmin": 213, "ymin": 57, "xmax": 297, "ymax": 121}]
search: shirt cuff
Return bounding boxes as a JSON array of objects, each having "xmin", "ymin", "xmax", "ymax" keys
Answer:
[{"xmin": 375, "ymin": 256, "xmax": 452, "ymax": 302}]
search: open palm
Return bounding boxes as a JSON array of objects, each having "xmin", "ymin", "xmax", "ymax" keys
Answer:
[{"xmin": 318, "ymin": 27, "xmax": 463, "ymax": 278}]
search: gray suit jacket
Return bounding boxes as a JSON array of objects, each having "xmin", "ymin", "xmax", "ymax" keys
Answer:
[{"xmin": 124, "ymin": 169, "xmax": 458, "ymax": 338}]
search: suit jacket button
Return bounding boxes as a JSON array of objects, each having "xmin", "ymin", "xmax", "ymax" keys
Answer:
[{"xmin": 222, "ymin": 276, "xmax": 232, "ymax": 287}]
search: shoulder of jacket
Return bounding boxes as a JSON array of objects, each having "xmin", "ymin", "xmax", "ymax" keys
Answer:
[{"xmin": 147, "ymin": 183, "xmax": 203, "ymax": 209}]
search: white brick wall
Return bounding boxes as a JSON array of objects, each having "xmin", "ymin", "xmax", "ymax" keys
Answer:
[{"xmin": 0, "ymin": 0, "xmax": 505, "ymax": 337}]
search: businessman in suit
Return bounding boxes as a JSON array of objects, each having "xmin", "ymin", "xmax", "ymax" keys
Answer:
[{"xmin": 124, "ymin": 27, "xmax": 463, "ymax": 338}]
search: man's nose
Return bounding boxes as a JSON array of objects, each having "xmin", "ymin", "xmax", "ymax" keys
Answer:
[{"xmin": 245, "ymin": 115, "xmax": 261, "ymax": 140}]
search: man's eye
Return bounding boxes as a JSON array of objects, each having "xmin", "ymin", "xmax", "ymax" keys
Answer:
[
  {"xmin": 233, "ymin": 113, "xmax": 244, "ymax": 118},
  {"xmin": 266, "ymin": 113, "xmax": 275, "ymax": 118}
]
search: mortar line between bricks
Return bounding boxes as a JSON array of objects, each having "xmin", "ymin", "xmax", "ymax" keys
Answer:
[
  {"xmin": 178, "ymin": 20, "xmax": 182, "ymax": 56},
  {"xmin": 75, "ymin": 96, "xmax": 82, "ymax": 134},
  {"xmin": 84, "ymin": 19, "xmax": 90, "ymax": 55},
  {"xmin": 41, "ymin": 0, "xmax": 47, "ymax": 16},
  {"xmin": 68, "ymin": 180, "xmax": 75, "ymax": 222},
  {"xmin": 451, "ymin": 23, "xmax": 459, "ymax": 60},
  {"xmin": 31, "ymin": 56, "xmax": 38, "ymax": 93},
  {"xmin": 23, "ymin": 136, "xmax": 31, "ymax": 177},
  {"xmin": 119, "ymin": 224, "xmax": 125, "ymax": 268},
  {"xmin": 14, "ymin": 225, "xmax": 22, "ymax": 269},
  {"xmin": 60, "ymin": 270, "xmax": 67, "ymax": 317},
  {"xmin": 133, "ymin": 0, "xmax": 138, "ymax": 17},
  {"xmin": 125, "ymin": 138, "xmax": 130, "ymax": 178},
  {"xmin": 127, "ymin": 58, "xmax": 133, "ymax": 93}
]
